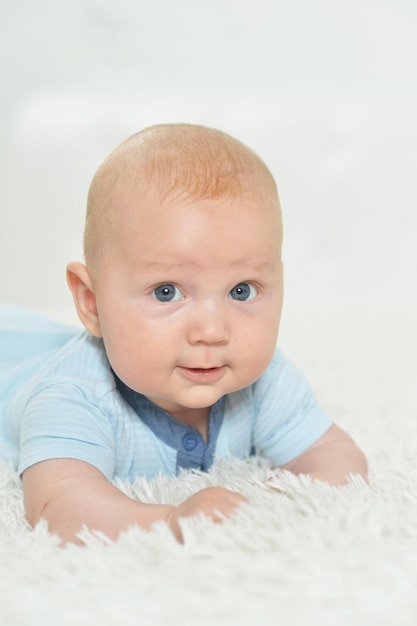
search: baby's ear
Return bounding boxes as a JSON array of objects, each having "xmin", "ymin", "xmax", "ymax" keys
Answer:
[{"xmin": 66, "ymin": 262, "xmax": 102, "ymax": 337}]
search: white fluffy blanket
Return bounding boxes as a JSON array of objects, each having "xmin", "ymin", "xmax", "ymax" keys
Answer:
[{"xmin": 1, "ymin": 307, "xmax": 416, "ymax": 626}]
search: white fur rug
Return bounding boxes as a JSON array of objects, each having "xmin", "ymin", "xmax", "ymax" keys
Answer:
[{"xmin": 1, "ymin": 306, "xmax": 416, "ymax": 626}]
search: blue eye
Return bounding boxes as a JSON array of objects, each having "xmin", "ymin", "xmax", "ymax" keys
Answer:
[
  {"xmin": 152, "ymin": 284, "xmax": 183, "ymax": 302},
  {"xmin": 229, "ymin": 283, "xmax": 257, "ymax": 302}
]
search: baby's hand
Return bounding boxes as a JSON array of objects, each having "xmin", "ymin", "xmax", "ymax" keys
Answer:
[{"xmin": 165, "ymin": 486, "xmax": 248, "ymax": 542}]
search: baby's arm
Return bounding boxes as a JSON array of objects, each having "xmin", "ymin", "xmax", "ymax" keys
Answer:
[
  {"xmin": 22, "ymin": 459, "xmax": 247, "ymax": 544},
  {"xmin": 278, "ymin": 424, "xmax": 368, "ymax": 485}
]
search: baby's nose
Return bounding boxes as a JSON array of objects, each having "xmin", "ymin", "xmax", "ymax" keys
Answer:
[{"xmin": 186, "ymin": 300, "xmax": 230, "ymax": 345}]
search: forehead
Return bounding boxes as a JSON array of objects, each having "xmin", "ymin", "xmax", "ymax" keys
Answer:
[{"xmin": 112, "ymin": 185, "xmax": 282, "ymax": 269}]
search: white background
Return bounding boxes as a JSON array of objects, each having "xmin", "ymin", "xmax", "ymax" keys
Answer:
[{"xmin": 0, "ymin": 0, "xmax": 416, "ymax": 330}]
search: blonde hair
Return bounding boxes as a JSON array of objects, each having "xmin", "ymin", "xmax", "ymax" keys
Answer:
[{"xmin": 84, "ymin": 123, "xmax": 280, "ymax": 266}]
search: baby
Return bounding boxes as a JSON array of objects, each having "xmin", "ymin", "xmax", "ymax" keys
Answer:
[{"xmin": 1, "ymin": 124, "xmax": 367, "ymax": 544}]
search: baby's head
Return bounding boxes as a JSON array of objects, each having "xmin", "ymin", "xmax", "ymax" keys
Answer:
[
  {"xmin": 68, "ymin": 124, "xmax": 284, "ymax": 418},
  {"xmin": 83, "ymin": 123, "xmax": 282, "ymax": 273}
]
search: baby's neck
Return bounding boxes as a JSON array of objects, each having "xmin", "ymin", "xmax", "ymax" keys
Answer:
[{"xmin": 169, "ymin": 406, "xmax": 210, "ymax": 441}]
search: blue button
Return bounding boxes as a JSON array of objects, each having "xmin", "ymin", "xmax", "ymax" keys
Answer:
[{"xmin": 182, "ymin": 433, "xmax": 198, "ymax": 451}]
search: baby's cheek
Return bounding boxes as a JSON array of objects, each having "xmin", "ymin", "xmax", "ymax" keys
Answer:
[{"xmin": 237, "ymin": 346, "xmax": 272, "ymax": 387}]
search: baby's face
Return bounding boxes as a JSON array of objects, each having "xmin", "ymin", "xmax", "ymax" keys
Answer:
[{"xmin": 92, "ymin": 185, "xmax": 283, "ymax": 422}]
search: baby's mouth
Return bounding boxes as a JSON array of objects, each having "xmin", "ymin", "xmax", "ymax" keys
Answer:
[{"xmin": 178, "ymin": 365, "xmax": 226, "ymax": 382}]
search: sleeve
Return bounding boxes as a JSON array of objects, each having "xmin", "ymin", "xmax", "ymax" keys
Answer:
[
  {"xmin": 251, "ymin": 350, "xmax": 333, "ymax": 466},
  {"xmin": 18, "ymin": 381, "xmax": 117, "ymax": 481}
]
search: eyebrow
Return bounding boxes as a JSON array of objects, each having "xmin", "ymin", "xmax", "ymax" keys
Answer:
[{"xmin": 142, "ymin": 257, "xmax": 279, "ymax": 273}]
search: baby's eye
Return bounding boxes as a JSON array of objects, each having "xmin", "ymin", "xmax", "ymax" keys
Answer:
[
  {"xmin": 229, "ymin": 283, "xmax": 258, "ymax": 302},
  {"xmin": 152, "ymin": 284, "xmax": 183, "ymax": 302}
]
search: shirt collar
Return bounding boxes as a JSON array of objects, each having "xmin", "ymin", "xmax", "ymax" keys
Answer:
[{"xmin": 114, "ymin": 374, "xmax": 225, "ymax": 472}]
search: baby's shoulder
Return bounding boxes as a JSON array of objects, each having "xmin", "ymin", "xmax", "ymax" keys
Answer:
[
  {"xmin": 251, "ymin": 347, "xmax": 310, "ymax": 398},
  {"xmin": 24, "ymin": 331, "xmax": 116, "ymax": 401}
]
